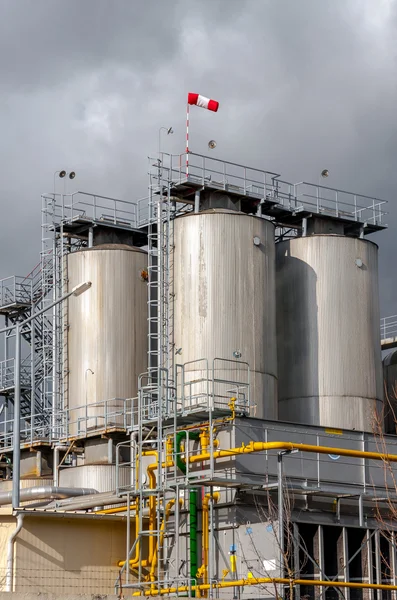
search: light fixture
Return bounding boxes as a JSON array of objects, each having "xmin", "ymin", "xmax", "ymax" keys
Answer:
[
  {"xmin": 175, "ymin": 348, "xmax": 182, "ymax": 355},
  {"xmin": 253, "ymin": 236, "xmax": 261, "ymax": 246},
  {"xmin": 208, "ymin": 140, "xmax": 217, "ymax": 150},
  {"xmin": 167, "ymin": 127, "xmax": 174, "ymax": 135},
  {"xmin": 72, "ymin": 281, "xmax": 92, "ymax": 296},
  {"xmin": 59, "ymin": 170, "xmax": 67, "ymax": 178},
  {"xmin": 321, "ymin": 169, "xmax": 329, "ymax": 178},
  {"xmin": 233, "ymin": 350, "xmax": 242, "ymax": 359},
  {"xmin": 69, "ymin": 171, "xmax": 76, "ymax": 180}
]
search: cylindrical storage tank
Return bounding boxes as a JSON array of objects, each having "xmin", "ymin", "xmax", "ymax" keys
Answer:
[
  {"xmin": 67, "ymin": 244, "xmax": 147, "ymax": 436},
  {"xmin": 59, "ymin": 464, "xmax": 130, "ymax": 493},
  {"xmin": 174, "ymin": 209, "xmax": 277, "ymax": 419},
  {"xmin": 276, "ymin": 235, "xmax": 383, "ymax": 432},
  {"xmin": 383, "ymin": 351, "xmax": 397, "ymax": 434}
]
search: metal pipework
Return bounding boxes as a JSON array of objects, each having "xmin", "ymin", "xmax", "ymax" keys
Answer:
[
  {"xmin": 53, "ymin": 445, "xmax": 69, "ymax": 487},
  {"xmin": 149, "ymin": 497, "xmax": 183, "ymax": 591},
  {"xmin": 118, "ymin": 439, "xmax": 397, "ymax": 584},
  {"xmin": 200, "ymin": 492, "xmax": 220, "ymax": 597},
  {"xmin": 5, "ymin": 513, "xmax": 24, "ymax": 592},
  {"xmin": 130, "ymin": 576, "xmax": 397, "ymax": 597},
  {"xmin": 186, "ymin": 440, "xmax": 397, "ymax": 465},
  {"xmin": 0, "ymin": 486, "xmax": 98, "ymax": 506}
]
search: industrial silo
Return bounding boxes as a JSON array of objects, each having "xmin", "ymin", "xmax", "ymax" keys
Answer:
[
  {"xmin": 67, "ymin": 244, "xmax": 147, "ymax": 436},
  {"xmin": 173, "ymin": 209, "xmax": 277, "ymax": 420},
  {"xmin": 383, "ymin": 350, "xmax": 397, "ymax": 434},
  {"xmin": 276, "ymin": 235, "xmax": 383, "ymax": 432}
]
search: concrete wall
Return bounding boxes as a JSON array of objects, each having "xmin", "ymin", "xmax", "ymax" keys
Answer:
[{"xmin": 0, "ymin": 515, "xmax": 128, "ymax": 595}]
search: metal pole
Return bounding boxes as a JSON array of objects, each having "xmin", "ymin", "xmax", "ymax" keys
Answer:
[
  {"xmin": 126, "ymin": 492, "xmax": 131, "ymax": 585},
  {"xmin": 186, "ymin": 104, "xmax": 190, "ymax": 177},
  {"xmin": 278, "ymin": 452, "xmax": 284, "ymax": 594},
  {"xmin": 12, "ymin": 323, "xmax": 21, "ymax": 510},
  {"xmin": 194, "ymin": 191, "xmax": 200, "ymax": 213}
]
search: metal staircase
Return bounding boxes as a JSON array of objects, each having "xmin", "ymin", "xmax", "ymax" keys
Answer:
[
  {"xmin": 0, "ymin": 193, "xmax": 59, "ymax": 446},
  {"xmin": 0, "ymin": 259, "xmax": 54, "ymax": 424}
]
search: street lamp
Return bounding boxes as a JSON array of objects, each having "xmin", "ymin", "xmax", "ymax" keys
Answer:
[
  {"xmin": 158, "ymin": 126, "xmax": 173, "ymax": 155},
  {"xmin": 0, "ymin": 280, "xmax": 91, "ymax": 509}
]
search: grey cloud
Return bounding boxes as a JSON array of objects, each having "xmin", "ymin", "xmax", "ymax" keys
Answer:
[{"xmin": 0, "ymin": 0, "xmax": 396, "ymax": 319}]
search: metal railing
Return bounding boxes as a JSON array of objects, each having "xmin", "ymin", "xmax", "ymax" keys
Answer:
[
  {"xmin": 294, "ymin": 181, "xmax": 387, "ymax": 227},
  {"xmin": 381, "ymin": 315, "xmax": 397, "ymax": 341},
  {"xmin": 0, "ymin": 358, "xmax": 31, "ymax": 392},
  {"xmin": 41, "ymin": 191, "xmax": 150, "ymax": 230},
  {"xmin": 60, "ymin": 398, "xmax": 132, "ymax": 439},
  {"xmin": 0, "ymin": 409, "xmax": 53, "ymax": 451},
  {"xmin": 177, "ymin": 357, "xmax": 251, "ymax": 415},
  {"xmin": 0, "ymin": 275, "xmax": 32, "ymax": 309},
  {"xmin": 159, "ymin": 151, "xmax": 282, "ymax": 201},
  {"xmin": 153, "ymin": 152, "xmax": 388, "ymax": 227}
]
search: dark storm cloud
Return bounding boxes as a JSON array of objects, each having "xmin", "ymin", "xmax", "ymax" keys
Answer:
[{"xmin": 0, "ymin": 0, "xmax": 396, "ymax": 317}]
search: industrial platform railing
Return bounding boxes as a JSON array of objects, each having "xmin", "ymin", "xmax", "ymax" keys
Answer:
[
  {"xmin": 0, "ymin": 409, "xmax": 53, "ymax": 451},
  {"xmin": 0, "ymin": 275, "xmax": 32, "ymax": 310},
  {"xmin": 154, "ymin": 152, "xmax": 387, "ymax": 227},
  {"xmin": 0, "ymin": 358, "xmax": 31, "ymax": 392},
  {"xmin": 294, "ymin": 181, "xmax": 387, "ymax": 227},
  {"xmin": 60, "ymin": 397, "xmax": 132, "ymax": 440},
  {"xmin": 41, "ymin": 191, "xmax": 150, "ymax": 230},
  {"xmin": 381, "ymin": 315, "xmax": 397, "ymax": 341}
]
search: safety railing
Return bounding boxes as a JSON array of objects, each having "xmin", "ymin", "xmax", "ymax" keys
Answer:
[
  {"xmin": 0, "ymin": 275, "xmax": 32, "ymax": 309},
  {"xmin": 153, "ymin": 152, "xmax": 388, "ymax": 227},
  {"xmin": 158, "ymin": 151, "xmax": 282, "ymax": 202},
  {"xmin": 177, "ymin": 357, "xmax": 251, "ymax": 415},
  {"xmin": 41, "ymin": 191, "xmax": 144, "ymax": 230},
  {"xmin": 294, "ymin": 181, "xmax": 387, "ymax": 227},
  {"xmin": 0, "ymin": 358, "xmax": 31, "ymax": 392},
  {"xmin": 381, "ymin": 315, "xmax": 397, "ymax": 341},
  {"xmin": 61, "ymin": 397, "xmax": 131, "ymax": 439},
  {"xmin": 0, "ymin": 409, "xmax": 53, "ymax": 451}
]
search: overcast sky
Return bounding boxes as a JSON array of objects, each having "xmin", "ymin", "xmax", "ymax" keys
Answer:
[{"xmin": 0, "ymin": 0, "xmax": 396, "ymax": 315}]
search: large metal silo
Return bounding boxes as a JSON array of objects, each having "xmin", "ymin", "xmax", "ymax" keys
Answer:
[
  {"xmin": 276, "ymin": 235, "xmax": 383, "ymax": 432},
  {"xmin": 67, "ymin": 244, "xmax": 147, "ymax": 436},
  {"xmin": 174, "ymin": 209, "xmax": 277, "ymax": 420}
]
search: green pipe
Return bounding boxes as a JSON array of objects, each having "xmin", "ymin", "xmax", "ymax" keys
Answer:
[{"xmin": 174, "ymin": 430, "xmax": 200, "ymax": 597}]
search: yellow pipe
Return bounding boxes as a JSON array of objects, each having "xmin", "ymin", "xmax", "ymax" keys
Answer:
[
  {"xmin": 199, "ymin": 430, "xmax": 210, "ymax": 454},
  {"xmin": 150, "ymin": 497, "xmax": 184, "ymax": 590},
  {"xmin": 147, "ymin": 457, "xmax": 174, "ymax": 563},
  {"xmin": 95, "ymin": 503, "xmax": 137, "ymax": 515},
  {"xmin": 187, "ymin": 440, "xmax": 397, "ymax": 465},
  {"xmin": 124, "ymin": 439, "xmax": 397, "ymax": 574},
  {"xmin": 200, "ymin": 492, "xmax": 220, "ymax": 597},
  {"xmin": 131, "ymin": 577, "xmax": 397, "ymax": 596}
]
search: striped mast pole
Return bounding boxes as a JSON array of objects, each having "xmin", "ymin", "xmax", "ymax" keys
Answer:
[
  {"xmin": 186, "ymin": 102, "xmax": 190, "ymax": 178},
  {"xmin": 186, "ymin": 93, "xmax": 219, "ymax": 179}
]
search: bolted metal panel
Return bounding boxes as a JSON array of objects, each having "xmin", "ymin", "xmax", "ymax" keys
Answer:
[
  {"xmin": 67, "ymin": 245, "xmax": 147, "ymax": 436},
  {"xmin": 276, "ymin": 235, "xmax": 383, "ymax": 432},
  {"xmin": 59, "ymin": 464, "xmax": 130, "ymax": 493},
  {"xmin": 174, "ymin": 209, "xmax": 277, "ymax": 419}
]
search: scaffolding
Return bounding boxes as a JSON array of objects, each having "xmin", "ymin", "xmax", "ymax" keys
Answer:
[
  {"xmin": 0, "ymin": 149, "xmax": 393, "ymax": 599},
  {"xmin": 113, "ymin": 151, "xmax": 391, "ymax": 598}
]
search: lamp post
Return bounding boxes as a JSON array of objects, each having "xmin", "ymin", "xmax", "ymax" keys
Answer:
[
  {"xmin": 0, "ymin": 281, "xmax": 91, "ymax": 509},
  {"xmin": 158, "ymin": 126, "xmax": 173, "ymax": 156}
]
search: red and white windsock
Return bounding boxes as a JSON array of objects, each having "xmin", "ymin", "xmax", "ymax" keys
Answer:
[{"xmin": 188, "ymin": 92, "xmax": 219, "ymax": 112}]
